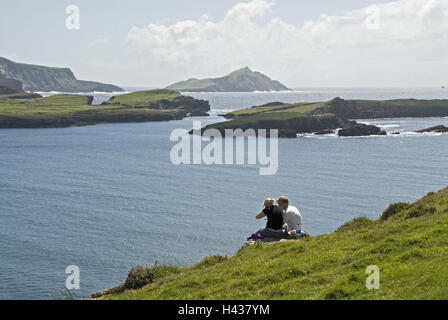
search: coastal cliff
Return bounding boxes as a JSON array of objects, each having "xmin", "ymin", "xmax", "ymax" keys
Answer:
[
  {"xmin": 0, "ymin": 73, "xmax": 24, "ymax": 93},
  {"xmin": 0, "ymin": 57, "xmax": 123, "ymax": 93}
]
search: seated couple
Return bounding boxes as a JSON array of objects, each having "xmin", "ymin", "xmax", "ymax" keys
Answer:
[{"xmin": 254, "ymin": 196, "xmax": 302, "ymax": 239}]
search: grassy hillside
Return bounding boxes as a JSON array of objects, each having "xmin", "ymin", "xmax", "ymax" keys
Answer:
[
  {"xmin": 204, "ymin": 98, "xmax": 448, "ymax": 137},
  {"xmin": 0, "ymin": 91, "xmax": 199, "ymax": 128},
  {"xmin": 166, "ymin": 67, "xmax": 290, "ymax": 92},
  {"xmin": 165, "ymin": 78, "xmax": 216, "ymax": 92},
  {"xmin": 0, "ymin": 89, "xmax": 210, "ymax": 128},
  {"xmin": 225, "ymin": 98, "xmax": 448, "ymax": 120},
  {"xmin": 103, "ymin": 89, "xmax": 181, "ymax": 107},
  {"xmin": 103, "ymin": 186, "xmax": 448, "ymax": 300},
  {"xmin": 226, "ymin": 102, "xmax": 324, "ymax": 118}
]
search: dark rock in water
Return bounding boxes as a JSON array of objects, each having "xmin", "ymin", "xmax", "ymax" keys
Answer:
[
  {"xmin": 314, "ymin": 129, "xmax": 335, "ymax": 135},
  {"xmin": 415, "ymin": 125, "xmax": 448, "ymax": 133},
  {"xmin": 338, "ymin": 122, "xmax": 387, "ymax": 137},
  {"xmin": 391, "ymin": 132, "xmax": 401, "ymax": 135},
  {"xmin": 199, "ymin": 116, "xmax": 350, "ymax": 138}
]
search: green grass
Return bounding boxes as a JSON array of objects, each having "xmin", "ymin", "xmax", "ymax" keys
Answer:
[
  {"xmin": 104, "ymin": 187, "xmax": 448, "ymax": 300},
  {"xmin": 103, "ymin": 89, "xmax": 181, "ymax": 107},
  {"xmin": 209, "ymin": 98, "xmax": 448, "ymax": 132},
  {"xmin": 227, "ymin": 102, "xmax": 324, "ymax": 118},
  {"xmin": 167, "ymin": 78, "xmax": 216, "ymax": 91},
  {"xmin": 0, "ymin": 93, "xmax": 91, "ymax": 107},
  {"xmin": 209, "ymin": 111, "xmax": 312, "ymax": 129},
  {"xmin": 208, "ymin": 102, "xmax": 329, "ymax": 131},
  {"xmin": 0, "ymin": 91, "xmax": 188, "ymax": 128},
  {"xmin": 0, "ymin": 94, "xmax": 94, "ymax": 119},
  {"xmin": 351, "ymin": 99, "xmax": 448, "ymax": 108}
]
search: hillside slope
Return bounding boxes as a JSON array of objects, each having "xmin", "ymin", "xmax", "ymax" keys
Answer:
[
  {"xmin": 103, "ymin": 186, "xmax": 448, "ymax": 300},
  {"xmin": 202, "ymin": 98, "xmax": 448, "ymax": 137},
  {"xmin": 0, "ymin": 89, "xmax": 209, "ymax": 128},
  {"xmin": 0, "ymin": 57, "xmax": 123, "ymax": 93},
  {"xmin": 166, "ymin": 67, "xmax": 290, "ymax": 92},
  {"xmin": 103, "ymin": 89, "xmax": 210, "ymax": 116}
]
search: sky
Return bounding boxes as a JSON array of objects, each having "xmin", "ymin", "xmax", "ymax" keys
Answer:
[{"xmin": 0, "ymin": 0, "xmax": 447, "ymax": 88}]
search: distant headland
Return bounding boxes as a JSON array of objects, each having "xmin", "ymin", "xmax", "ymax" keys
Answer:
[
  {"xmin": 200, "ymin": 97, "xmax": 448, "ymax": 138},
  {"xmin": 0, "ymin": 57, "xmax": 123, "ymax": 93},
  {"xmin": 0, "ymin": 89, "xmax": 210, "ymax": 128},
  {"xmin": 166, "ymin": 67, "xmax": 290, "ymax": 92}
]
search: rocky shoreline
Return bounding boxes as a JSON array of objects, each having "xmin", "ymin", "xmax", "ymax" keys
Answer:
[
  {"xmin": 0, "ymin": 89, "xmax": 210, "ymax": 129},
  {"xmin": 200, "ymin": 97, "xmax": 448, "ymax": 138}
]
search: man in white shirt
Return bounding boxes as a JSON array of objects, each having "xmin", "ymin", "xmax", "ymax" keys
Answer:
[{"xmin": 277, "ymin": 196, "xmax": 302, "ymax": 234}]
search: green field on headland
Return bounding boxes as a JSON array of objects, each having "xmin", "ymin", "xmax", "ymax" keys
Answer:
[
  {"xmin": 101, "ymin": 186, "xmax": 448, "ymax": 300},
  {"xmin": 204, "ymin": 98, "xmax": 448, "ymax": 137},
  {"xmin": 0, "ymin": 89, "xmax": 210, "ymax": 128}
]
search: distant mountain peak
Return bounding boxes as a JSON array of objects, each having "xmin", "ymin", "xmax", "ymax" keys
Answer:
[
  {"xmin": 235, "ymin": 66, "xmax": 251, "ymax": 72},
  {"xmin": 166, "ymin": 68, "xmax": 290, "ymax": 92}
]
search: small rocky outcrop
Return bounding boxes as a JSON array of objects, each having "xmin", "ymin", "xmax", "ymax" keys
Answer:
[
  {"xmin": 200, "ymin": 116, "xmax": 350, "ymax": 138},
  {"xmin": 338, "ymin": 122, "xmax": 387, "ymax": 137},
  {"xmin": 146, "ymin": 96, "xmax": 210, "ymax": 116},
  {"xmin": 314, "ymin": 129, "xmax": 335, "ymax": 135},
  {"xmin": 415, "ymin": 125, "xmax": 448, "ymax": 133}
]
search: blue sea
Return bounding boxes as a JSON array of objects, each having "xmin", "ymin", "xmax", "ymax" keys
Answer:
[{"xmin": 1, "ymin": 88, "xmax": 448, "ymax": 299}]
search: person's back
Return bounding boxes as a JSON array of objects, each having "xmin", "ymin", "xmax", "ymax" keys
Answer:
[
  {"xmin": 253, "ymin": 198, "xmax": 287, "ymax": 239},
  {"xmin": 283, "ymin": 205, "xmax": 302, "ymax": 231},
  {"xmin": 277, "ymin": 196, "xmax": 302, "ymax": 232},
  {"xmin": 263, "ymin": 205, "xmax": 284, "ymax": 230}
]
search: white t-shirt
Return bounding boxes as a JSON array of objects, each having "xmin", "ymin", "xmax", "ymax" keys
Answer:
[{"xmin": 283, "ymin": 205, "xmax": 302, "ymax": 231}]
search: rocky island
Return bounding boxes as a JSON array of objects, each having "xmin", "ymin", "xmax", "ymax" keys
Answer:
[
  {"xmin": 0, "ymin": 57, "xmax": 123, "ymax": 93},
  {"xmin": 166, "ymin": 67, "xmax": 290, "ymax": 92},
  {"xmin": 0, "ymin": 89, "xmax": 210, "ymax": 128},
  {"xmin": 415, "ymin": 125, "xmax": 448, "ymax": 133},
  {"xmin": 200, "ymin": 97, "xmax": 448, "ymax": 137}
]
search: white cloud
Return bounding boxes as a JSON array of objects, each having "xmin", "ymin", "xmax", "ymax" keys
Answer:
[{"xmin": 126, "ymin": 0, "xmax": 448, "ymax": 87}]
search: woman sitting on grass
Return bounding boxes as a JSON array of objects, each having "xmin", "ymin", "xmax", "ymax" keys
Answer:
[{"xmin": 254, "ymin": 198, "xmax": 287, "ymax": 239}]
